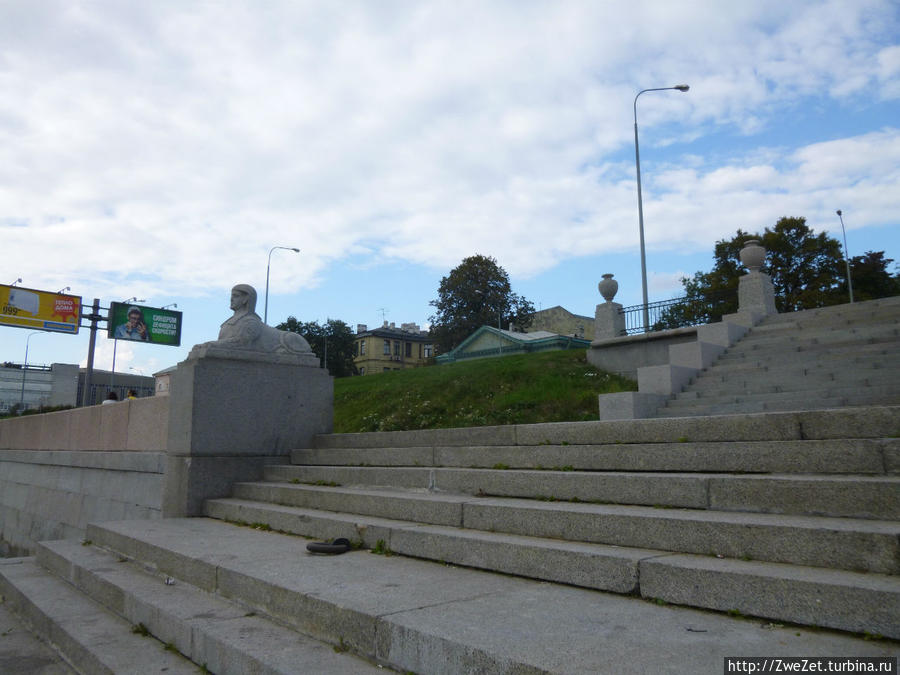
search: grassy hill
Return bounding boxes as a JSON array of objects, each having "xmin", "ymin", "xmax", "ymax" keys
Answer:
[{"xmin": 334, "ymin": 349, "xmax": 636, "ymax": 433}]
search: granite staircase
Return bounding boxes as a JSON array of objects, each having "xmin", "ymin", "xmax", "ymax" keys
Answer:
[
  {"xmin": 4, "ymin": 405, "xmax": 899, "ymax": 673},
  {"xmin": 2, "ymin": 301, "xmax": 899, "ymax": 673},
  {"xmin": 657, "ymin": 296, "xmax": 900, "ymax": 417}
]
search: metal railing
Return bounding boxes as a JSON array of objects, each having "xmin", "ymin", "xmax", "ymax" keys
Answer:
[
  {"xmin": 619, "ymin": 297, "xmax": 684, "ymax": 335},
  {"xmin": 619, "ymin": 289, "xmax": 737, "ymax": 335}
]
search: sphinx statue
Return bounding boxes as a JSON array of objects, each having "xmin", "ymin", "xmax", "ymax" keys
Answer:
[{"xmin": 188, "ymin": 284, "xmax": 318, "ymax": 364}]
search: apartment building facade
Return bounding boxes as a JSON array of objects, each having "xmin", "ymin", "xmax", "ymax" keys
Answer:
[{"xmin": 353, "ymin": 322, "xmax": 434, "ymax": 375}]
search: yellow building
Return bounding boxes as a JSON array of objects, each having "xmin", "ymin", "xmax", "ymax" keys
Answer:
[{"xmin": 353, "ymin": 322, "xmax": 434, "ymax": 375}]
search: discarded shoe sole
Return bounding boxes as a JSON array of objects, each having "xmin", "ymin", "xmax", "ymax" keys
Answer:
[{"xmin": 306, "ymin": 538, "xmax": 352, "ymax": 555}]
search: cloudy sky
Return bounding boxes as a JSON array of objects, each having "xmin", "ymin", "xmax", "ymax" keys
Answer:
[{"xmin": 2, "ymin": 0, "xmax": 899, "ymax": 377}]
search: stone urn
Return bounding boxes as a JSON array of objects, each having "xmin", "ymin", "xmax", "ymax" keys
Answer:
[
  {"xmin": 739, "ymin": 240, "xmax": 766, "ymax": 273},
  {"xmin": 598, "ymin": 274, "xmax": 618, "ymax": 302}
]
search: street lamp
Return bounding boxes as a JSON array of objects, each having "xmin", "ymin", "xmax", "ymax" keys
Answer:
[
  {"xmin": 836, "ymin": 210, "xmax": 854, "ymax": 304},
  {"xmin": 10, "ymin": 278, "xmax": 22, "ymax": 286},
  {"xmin": 264, "ymin": 246, "xmax": 300, "ymax": 324},
  {"xmin": 57, "ymin": 286, "xmax": 70, "ymax": 294},
  {"xmin": 634, "ymin": 84, "xmax": 690, "ymax": 332},
  {"xmin": 19, "ymin": 331, "xmax": 48, "ymax": 412}
]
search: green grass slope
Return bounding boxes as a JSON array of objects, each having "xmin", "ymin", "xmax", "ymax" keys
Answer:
[{"xmin": 334, "ymin": 349, "xmax": 636, "ymax": 433}]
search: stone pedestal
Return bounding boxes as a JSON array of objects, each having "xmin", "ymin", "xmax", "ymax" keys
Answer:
[
  {"xmin": 594, "ymin": 302, "xmax": 626, "ymax": 340},
  {"xmin": 162, "ymin": 349, "xmax": 333, "ymax": 516},
  {"xmin": 738, "ymin": 271, "xmax": 777, "ymax": 316}
]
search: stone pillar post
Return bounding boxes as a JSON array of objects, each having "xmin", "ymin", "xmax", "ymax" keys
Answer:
[
  {"xmin": 737, "ymin": 240, "xmax": 777, "ymax": 316},
  {"xmin": 162, "ymin": 348, "xmax": 333, "ymax": 517},
  {"xmin": 594, "ymin": 274, "xmax": 626, "ymax": 339}
]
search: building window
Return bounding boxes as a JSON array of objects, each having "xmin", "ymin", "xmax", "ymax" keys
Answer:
[
  {"xmin": 383, "ymin": 339, "xmax": 390, "ymax": 355},
  {"xmin": 424, "ymin": 344, "xmax": 433, "ymax": 358},
  {"xmin": 394, "ymin": 341, "xmax": 400, "ymax": 356},
  {"xmin": 353, "ymin": 342, "xmax": 359, "ymax": 357},
  {"xmin": 360, "ymin": 340, "xmax": 366, "ymax": 355},
  {"xmin": 405, "ymin": 342, "xmax": 412, "ymax": 357},
  {"xmin": 359, "ymin": 367, "xmax": 365, "ymax": 375}
]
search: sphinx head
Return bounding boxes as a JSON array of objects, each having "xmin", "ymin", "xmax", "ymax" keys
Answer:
[{"xmin": 230, "ymin": 284, "xmax": 258, "ymax": 314}]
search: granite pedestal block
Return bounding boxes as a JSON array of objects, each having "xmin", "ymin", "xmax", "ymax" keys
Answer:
[{"xmin": 163, "ymin": 351, "xmax": 333, "ymax": 516}]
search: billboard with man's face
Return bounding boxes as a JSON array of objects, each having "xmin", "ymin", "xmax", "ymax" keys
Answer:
[
  {"xmin": 108, "ymin": 302, "xmax": 182, "ymax": 346},
  {"xmin": 0, "ymin": 284, "xmax": 81, "ymax": 334}
]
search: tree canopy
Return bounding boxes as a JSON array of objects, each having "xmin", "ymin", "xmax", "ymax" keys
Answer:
[
  {"xmin": 656, "ymin": 217, "xmax": 899, "ymax": 330},
  {"xmin": 844, "ymin": 251, "xmax": 900, "ymax": 301},
  {"xmin": 276, "ymin": 317, "xmax": 358, "ymax": 377},
  {"xmin": 428, "ymin": 254, "xmax": 535, "ymax": 353}
]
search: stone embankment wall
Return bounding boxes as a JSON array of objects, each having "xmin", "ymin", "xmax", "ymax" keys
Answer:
[{"xmin": 0, "ymin": 397, "xmax": 168, "ymax": 556}]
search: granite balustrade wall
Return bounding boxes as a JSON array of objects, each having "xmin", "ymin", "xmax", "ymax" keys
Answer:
[{"xmin": 0, "ymin": 397, "xmax": 169, "ymax": 556}]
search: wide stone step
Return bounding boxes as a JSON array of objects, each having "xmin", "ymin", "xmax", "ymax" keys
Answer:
[
  {"xmin": 683, "ymin": 366, "xmax": 899, "ymax": 391},
  {"xmin": 77, "ymin": 518, "xmax": 900, "ymax": 662},
  {"xmin": 659, "ymin": 393, "xmax": 900, "ymax": 416},
  {"xmin": 264, "ymin": 466, "xmax": 900, "ymax": 519},
  {"xmin": 225, "ymin": 482, "xmax": 900, "ymax": 573},
  {"xmin": 0, "ymin": 557, "xmax": 198, "ymax": 675},
  {"xmin": 732, "ymin": 326, "xmax": 899, "ymax": 351},
  {"xmin": 204, "ymin": 497, "xmax": 655, "ymax": 594},
  {"xmin": 706, "ymin": 356, "xmax": 900, "ymax": 380},
  {"xmin": 312, "ymin": 406, "xmax": 900, "ymax": 448},
  {"xmin": 668, "ymin": 383, "xmax": 900, "ymax": 408},
  {"xmin": 750, "ymin": 314, "xmax": 900, "ymax": 334},
  {"xmin": 28, "ymin": 539, "xmax": 383, "ymax": 674},
  {"xmin": 201, "ymin": 497, "xmax": 900, "ymax": 640},
  {"xmin": 715, "ymin": 341, "xmax": 899, "ymax": 365},
  {"xmin": 679, "ymin": 377, "xmax": 900, "ymax": 400},
  {"xmin": 292, "ymin": 438, "xmax": 896, "ymax": 474},
  {"xmin": 757, "ymin": 298, "xmax": 900, "ymax": 328}
]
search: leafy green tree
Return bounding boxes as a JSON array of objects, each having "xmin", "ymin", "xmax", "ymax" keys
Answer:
[
  {"xmin": 764, "ymin": 217, "xmax": 843, "ymax": 312},
  {"xmin": 277, "ymin": 317, "xmax": 358, "ymax": 377},
  {"xmin": 844, "ymin": 251, "xmax": 900, "ymax": 301},
  {"xmin": 429, "ymin": 254, "xmax": 535, "ymax": 353},
  {"xmin": 655, "ymin": 217, "xmax": 890, "ymax": 329}
]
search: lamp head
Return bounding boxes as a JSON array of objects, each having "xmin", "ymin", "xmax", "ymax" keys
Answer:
[
  {"xmin": 836, "ymin": 209, "xmax": 842, "ymax": 216},
  {"xmin": 291, "ymin": 248, "xmax": 300, "ymax": 252},
  {"xmin": 674, "ymin": 84, "xmax": 690, "ymax": 92}
]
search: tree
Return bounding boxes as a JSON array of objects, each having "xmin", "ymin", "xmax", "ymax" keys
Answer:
[
  {"xmin": 277, "ymin": 317, "xmax": 358, "ymax": 377},
  {"xmin": 844, "ymin": 251, "xmax": 900, "ymax": 301},
  {"xmin": 429, "ymin": 255, "xmax": 535, "ymax": 353},
  {"xmin": 655, "ymin": 217, "xmax": 893, "ymax": 329}
]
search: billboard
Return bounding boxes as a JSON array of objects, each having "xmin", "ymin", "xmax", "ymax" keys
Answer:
[
  {"xmin": 0, "ymin": 284, "xmax": 81, "ymax": 334},
  {"xmin": 108, "ymin": 303, "xmax": 183, "ymax": 346}
]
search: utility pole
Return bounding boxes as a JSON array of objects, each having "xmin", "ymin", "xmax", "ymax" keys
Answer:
[{"xmin": 80, "ymin": 299, "xmax": 103, "ymax": 406}]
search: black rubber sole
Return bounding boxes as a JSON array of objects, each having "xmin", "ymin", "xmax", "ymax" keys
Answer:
[{"xmin": 306, "ymin": 538, "xmax": 352, "ymax": 555}]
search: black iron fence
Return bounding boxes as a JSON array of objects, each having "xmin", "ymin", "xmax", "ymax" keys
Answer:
[
  {"xmin": 619, "ymin": 298, "xmax": 686, "ymax": 335},
  {"xmin": 619, "ymin": 288, "xmax": 737, "ymax": 335}
]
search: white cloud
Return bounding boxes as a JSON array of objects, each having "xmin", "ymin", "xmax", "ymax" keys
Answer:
[{"xmin": 1, "ymin": 0, "xmax": 898, "ymax": 305}]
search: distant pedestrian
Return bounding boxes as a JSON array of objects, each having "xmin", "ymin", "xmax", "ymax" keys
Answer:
[
  {"xmin": 101, "ymin": 391, "xmax": 119, "ymax": 405},
  {"xmin": 127, "ymin": 389, "xmax": 137, "ymax": 400}
]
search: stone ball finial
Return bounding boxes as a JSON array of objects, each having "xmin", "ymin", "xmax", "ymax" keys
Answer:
[
  {"xmin": 598, "ymin": 273, "xmax": 618, "ymax": 302},
  {"xmin": 739, "ymin": 240, "xmax": 766, "ymax": 273}
]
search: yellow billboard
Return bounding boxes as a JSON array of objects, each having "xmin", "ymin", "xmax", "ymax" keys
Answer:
[{"xmin": 0, "ymin": 284, "xmax": 81, "ymax": 334}]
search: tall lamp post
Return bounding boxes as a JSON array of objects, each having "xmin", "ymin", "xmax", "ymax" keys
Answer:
[
  {"xmin": 835, "ymin": 210, "xmax": 854, "ymax": 304},
  {"xmin": 634, "ymin": 84, "xmax": 690, "ymax": 332},
  {"xmin": 264, "ymin": 246, "xmax": 300, "ymax": 324}
]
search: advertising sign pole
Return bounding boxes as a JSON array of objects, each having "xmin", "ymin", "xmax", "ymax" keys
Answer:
[{"xmin": 81, "ymin": 299, "xmax": 101, "ymax": 407}]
